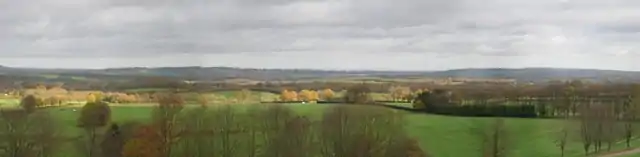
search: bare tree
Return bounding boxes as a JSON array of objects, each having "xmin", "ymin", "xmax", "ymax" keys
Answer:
[
  {"xmin": 152, "ymin": 92, "xmax": 184, "ymax": 157},
  {"xmin": 0, "ymin": 109, "xmax": 61, "ymax": 157},
  {"xmin": 600, "ymin": 103, "xmax": 620, "ymax": 152},
  {"xmin": 210, "ymin": 105, "xmax": 241, "ymax": 157},
  {"xmin": 555, "ymin": 118, "xmax": 571, "ymax": 157},
  {"xmin": 260, "ymin": 104, "xmax": 295, "ymax": 157},
  {"xmin": 0, "ymin": 109, "xmax": 33, "ymax": 157},
  {"xmin": 319, "ymin": 105, "xmax": 407, "ymax": 157},
  {"xmin": 344, "ymin": 84, "xmax": 373, "ymax": 104},
  {"xmin": 31, "ymin": 111, "xmax": 64, "ymax": 157},
  {"xmin": 578, "ymin": 100, "xmax": 596, "ymax": 155},
  {"xmin": 244, "ymin": 105, "xmax": 267, "ymax": 157},
  {"xmin": 176, "ymin": 107, "xmax": 214, "ymax": 157},
  {"xmin": 623, "ymin": 85, "xmax": 640, "ymax": 148},
  {"xmin": 265, "ymin": 116, "xmax": 315, "ymax": 157}
]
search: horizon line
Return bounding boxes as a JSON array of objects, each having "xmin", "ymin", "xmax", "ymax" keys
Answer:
[{"xmin": 2, "ymin": 65, "xmax": 638, "ymax": 72}]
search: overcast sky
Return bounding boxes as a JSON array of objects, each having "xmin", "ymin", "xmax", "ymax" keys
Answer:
[{"xmin": 1, "ymin": 0, "xmax": 640, "ymax": 71}]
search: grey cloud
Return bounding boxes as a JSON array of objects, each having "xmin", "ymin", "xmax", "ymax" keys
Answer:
[{"xmin": 2, "ymin": 0, "xmax": 640, "ymax": 64}]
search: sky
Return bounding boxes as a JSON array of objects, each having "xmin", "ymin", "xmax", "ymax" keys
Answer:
[{"xmin": 1, "ymin": 0, "xmax": 640, "ymax": 71}]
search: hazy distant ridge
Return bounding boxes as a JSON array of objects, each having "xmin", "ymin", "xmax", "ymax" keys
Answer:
[{"xmin": 1, "ymin": 66, "xmax": 640, "ymax": 83}]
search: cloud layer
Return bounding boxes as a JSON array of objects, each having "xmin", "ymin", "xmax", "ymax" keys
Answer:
[{"xmin": 2, "ymin": 0, "xmax": 640, "ymax": 70}]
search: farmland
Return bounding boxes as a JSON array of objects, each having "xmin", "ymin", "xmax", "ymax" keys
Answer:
[{"xmin": 2, "ymin": 80, "xmax": 640, "ymax": 157}]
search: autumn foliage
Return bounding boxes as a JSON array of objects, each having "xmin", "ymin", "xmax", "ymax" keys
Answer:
[
  {"xmin": 123, "ymin": 125, "xmax": 163, "ymax": 157},
  {"xmin": 280, "ymin": 89, "xmax": 298, "ymax": 102},
  {"xmin": 298, "ymin": 89, "xmax": 319, "ymax": 102},
  {"xmin": 320, "ymin": 88, "xmax": 335, "ymax": 100}
]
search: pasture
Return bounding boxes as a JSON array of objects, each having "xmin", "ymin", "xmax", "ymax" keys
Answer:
[{"xmin": 24, "ymin": 102, "xmax": 639, "ymax": 157}]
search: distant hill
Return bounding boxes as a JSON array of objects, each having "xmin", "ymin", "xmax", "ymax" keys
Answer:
[
  {"xmin": 1, "ymin": 66, "xmax": 640, "ymax": 83},
  {"xmin": 425, "ymin": 68, "xmax": 640, "ymax": 83}
]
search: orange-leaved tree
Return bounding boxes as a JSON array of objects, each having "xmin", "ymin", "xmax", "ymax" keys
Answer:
[
  {"xmin": 123, "ymin": 125, "xmax": 162, "ymax": 157},
  {"xmin": 308, "ymin": 90, "xmax": 319, "ymax": 102},
  {"xmin": 298, "ymin": 89, "xmax": 319, "ymax": 102},
  {"xmin": 280, "ymin": 89, "xmax": 298, "ymax": 102},
  {"xmin": 320, "ymin": 88, "xmax": 335, "ymax": 101}
]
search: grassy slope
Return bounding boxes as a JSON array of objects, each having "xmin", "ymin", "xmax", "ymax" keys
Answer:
[{"xmin": 42, "ymin": 104, "xmax": 640, "ymax": 157}]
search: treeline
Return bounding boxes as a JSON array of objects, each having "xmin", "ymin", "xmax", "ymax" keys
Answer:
[
  {"xmin": 422, "ymin": 105, "xmax": 538, "ymax": 118},
  {"xmin": 408, "ymin": 81, "xmax": 640, "ymax": 118},
  {"xmin": 0, "ymin": 93, "xmax": 429, "ymax": 157}
]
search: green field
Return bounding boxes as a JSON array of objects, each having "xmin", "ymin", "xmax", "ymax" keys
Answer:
[
  {"xmin": 0, "ymin": 98, "xmax": 19, "ymax": 108},
  {"xmin": 28, "ymin": 103, "xmax": 638, "ymax": 157}
]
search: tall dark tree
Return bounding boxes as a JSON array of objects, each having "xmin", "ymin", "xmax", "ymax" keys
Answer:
[
  {"xmin": 344, "ymin": 84, "xmax": 372, "ymax": 104},
  {"xmin": 20, "ymin": 95, "xmax": 39, "ymax": 114},
  {"xmin": 414, "ymin": 89, "xmax": 454, "ymax": 109},
  {"xmin": 77, "ymin": 101, "xmax": 112, "ymax": 157}
]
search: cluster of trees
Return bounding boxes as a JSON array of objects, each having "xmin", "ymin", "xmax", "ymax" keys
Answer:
[
  {"xmin": 545, "ymin": 90, "xmax": 640, "ymax": 156},
  {"xmin": 4, "ymin": 83, "xmax": 150, "ymax": 107},
  {"xmin": 412, "ymin": 89, "xmax": 537, "ymax": 118},
  {"xmin": 408, "ymin": 81, "xmax": 640, "ymax": 119},
  {"xmin": 276, "ymin": 85, "xmax": 430, "ymax": 104},
  {"xmin": 102, "ymin": 93, "xmax": 139, "ymax": 104},
  {"xmin": 0, "ymin": 92, "xmax": 430, "ymax": 157},
  {"xmin": 279, "ymin": 88, "xmax": 335, "ymax": 102},
  {"xmin": 387, "ymin": 86, "xmax": 425, "ymax": 102},
  {"xmin": 569, "ymin": 92, "xmax": 640, "ymax": 155}
]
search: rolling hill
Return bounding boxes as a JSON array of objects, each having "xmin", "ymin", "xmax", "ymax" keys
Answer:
[{"xmin": 1, "ymin": 66, "xmax": 640, "ymax": 83}]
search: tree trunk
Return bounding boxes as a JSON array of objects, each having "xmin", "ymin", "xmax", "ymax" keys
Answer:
[{"xmin": 88, "ymin": 128, "xmax": 96, "ymax": 157}]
